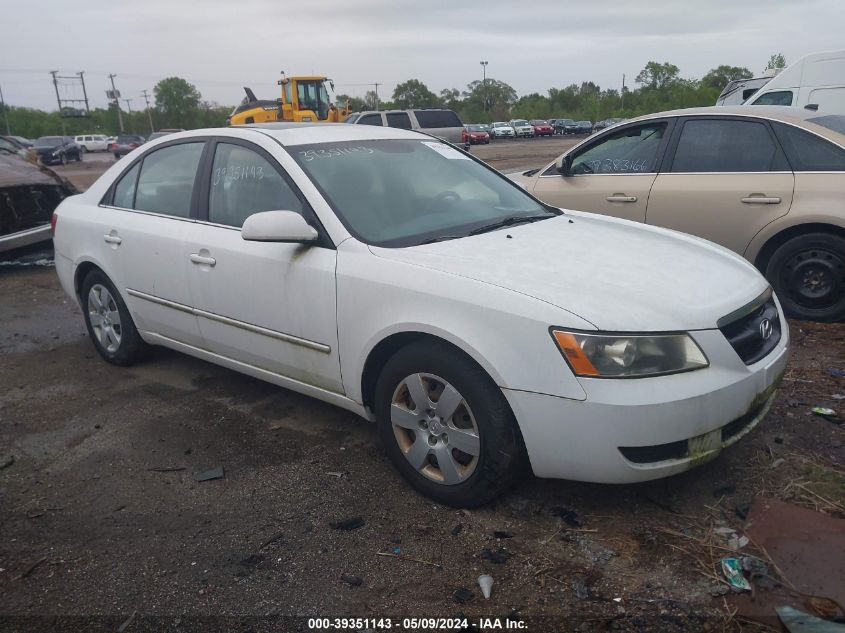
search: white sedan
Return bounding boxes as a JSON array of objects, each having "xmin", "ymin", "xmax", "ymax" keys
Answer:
[{"xmin": 52, "ymin": 123, "xmax": 789, "ymax": 507}]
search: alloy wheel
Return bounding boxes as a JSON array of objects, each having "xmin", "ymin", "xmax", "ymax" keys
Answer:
[
  {"xmin": 87, "ymin": 284, "xmax": 123, "ymax": 353},
  {"xmin": 390, "ymin": 373, "xmax": 480, "ymax": 485}
]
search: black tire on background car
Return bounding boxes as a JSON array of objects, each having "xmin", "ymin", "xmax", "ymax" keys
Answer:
[
  {"xmin": 80, "ymin": 145, "xmax": 88, "ymax": 153},
  {"xmin": 81, "ymin": 270, "xmax": 149, "ymax": 365},
  {"xmin": 766, "ymin": 232, "xmax": 845, "ymax": 322},
  {"xmin": 374, "ymin": 340, "xmax": 526, "ymax": 507},
  {"xmin": 60, "ymin": 152, "xmax": 68, "ymax": 166}
]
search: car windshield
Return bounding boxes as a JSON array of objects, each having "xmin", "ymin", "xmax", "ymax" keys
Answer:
[
  {"xmin": 117, "ymin": 136, "xmax": 140, "ymax": 143},
  {"xmin": 34, "ymin": 137, "xmax": 63, "ymax": 147},
  {"xmin": 493, "ymin": 122, "xmax": 508, "ymax": 127},
  {"xmin": 532, "ymin": 120, "xmax": 549, "ymax": 125},
  {"xmin": 467, "ymin": 125, "xmax": 485, "ymax": 132},
  {"xmin": 290, "ymin": 139, "xmax": 555, "ymax": 247},
  {"xmin": 808, "ymin": 115, "xmax": 845, "ymax": 136},
  {"xmin": 512, "ymin": 120, "xmax": 529, "ymax": 126}
]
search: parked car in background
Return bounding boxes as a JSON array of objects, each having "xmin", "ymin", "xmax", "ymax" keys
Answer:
[
  {"xmin": 74, "ymin": 134, "xmax": 110, "ymax": 153},
  {"xmin": 509, "ymin": 119, "xmax": 535, "ymax": 138},
  {"xmin": 0, "ymin": 136, "xmax": 30, "ymax": 157},
  {"xmin": 462, "ymin": 124, "xmax": 490, "ymax": 145},
  {"xmin": 109, "ymin": 135, "xmax": 146, "ymax": 159},
  {"xmin": 490, "ymin": 121, "xmax": 516, "ymax": 139},
  {"xmin": 530, "ymin": 120, "xmax": 554, "ymax": 136},
  {"xmin": 1, "ymin": 150, "xmax": 77, "ymax": 254},
  {"xmin": 4, "ymin": 135, "xmax": 33, "ymax": 148},
  {"xmin": 744, "ymin": 49, "xmax": 845, "ymax": 114},
  {"xmin": 52, "ymin": 123, "xmax": 787, "ymax": 506},
  {"xmin": 553, "ymin": 118, "xmax": 574, "ymax": 134},
  {"xmin": 146, "ymin": 129, "xmax": 185, "ymax": 142},
  {"xmin": 343, "ymin": 109, "xmax": 464, "ymax": 143},
  {"xmin": 32, "ymin": 136, "xmax": 82, "ymax": 165},
  {"xmin": 510, "ymin": 106, "xmax": 845, "ymax": 321},
  {"xmin": 717, "ymin": 75, "xmax": 774, "ymax": 106},
  {"xmin": 575, "ymin": 121, "xmax": 594, "ymax": 134},
  {"xmin": 593, "ymin": 118, "xmax": 625, "ymax": 132}
]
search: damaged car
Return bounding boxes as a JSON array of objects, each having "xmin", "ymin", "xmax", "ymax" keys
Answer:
[
  {"xmin": 52, "ymin": 124, "xmax": 789, "ymax": 507},
  {"xmin": 1, "ymin": 150, "xmax": 78, "ymax": 254}
]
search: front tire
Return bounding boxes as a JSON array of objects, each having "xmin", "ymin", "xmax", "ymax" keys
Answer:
[
  {"xmin": 81, "ymin": 270, "xmax": 149, "ymax": 365},
  {"xmin": 375, "ymin": 341, "xmax": 526, "ymax": 507},
  {"xmin": 766, "ymin": 232, "xmax": 845, "ymax": 322}
]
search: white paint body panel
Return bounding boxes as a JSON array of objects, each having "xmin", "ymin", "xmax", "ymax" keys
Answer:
[{"xmin": 52, "ymin": 124, "xmax": 790, "ymax": 485}]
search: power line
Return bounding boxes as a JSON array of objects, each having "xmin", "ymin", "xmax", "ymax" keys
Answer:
[
  {"xmin": 108, "ymin": 74, "xmax": 124, "ymax": 133},
  {"xmin": 141, "ymin": 89, "xmax": 155, "ymax": 133}
]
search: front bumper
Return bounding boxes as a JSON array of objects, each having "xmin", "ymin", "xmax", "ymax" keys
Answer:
[{"xmin": 504, "ymin": 326, "xmax": 789, "ymax": 483}]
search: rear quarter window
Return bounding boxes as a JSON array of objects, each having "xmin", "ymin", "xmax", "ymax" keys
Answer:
[
  {"xmin": 413, "ymin": 110, "xmax": 462, "ymax": 128},
  {"xmin": 773, "ymin": 123, "xmax": 845, "ymax": 171}
]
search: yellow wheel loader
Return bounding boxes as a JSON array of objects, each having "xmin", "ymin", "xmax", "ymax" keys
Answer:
[{"xmin": 229, "ymin": 74, "xmax": 351, "ymax": 125}]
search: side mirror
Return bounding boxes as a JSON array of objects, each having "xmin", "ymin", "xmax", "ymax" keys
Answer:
[
  {"xmin": 241, "ymin": 210, "xmax": 318, "ymax": 243},
  {"xmin": 804, "ymin": 103, "xmax": 819, "ymax": 111},
  {"xmin": 556, "ymin": 154, "xmax": 573, "ymax": 176}
]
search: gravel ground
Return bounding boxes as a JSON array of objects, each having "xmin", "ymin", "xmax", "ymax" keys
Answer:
[{"xmin": 0, "ymin": 138, "xmax": 843, "ymax": 632}]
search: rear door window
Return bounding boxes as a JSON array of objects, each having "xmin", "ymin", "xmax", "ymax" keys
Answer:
[
  {"xmin": 134, "ymin": 142, "xmax": 204, "ymax": 217},
  {"xmin": 773, "ymin": 123, "xmax": 845, "ymax": 171},
  {"xmin": 414, "ymin": 110, "xmax": 462, "ymax": 128},
  {"xmin": 569, "ymin": 122, "xmax": 667, "ymax": 174},
  {"xmin": 386, "ymin": 112, "xmax": 413, "ymax": 129},
  {"xmin": 112, "ymin": 162, "xmax": 141, "ymax": 208},
  {"xmin": 670, "ymin": 119, "xmax": 779, "ymax": 172},
  {"xmin": 357, "ymin": 114, "xmax": 383, "ymax": 126},
  {"xmin": 209, "ymin": 142, "xmax": 304, "ymax": 228}
]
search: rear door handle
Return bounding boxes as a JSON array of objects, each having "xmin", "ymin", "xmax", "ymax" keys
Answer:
[
  {"xmin": 103, "ymin": 234, "xmax": 122, "ymax": 245},
  {"xmin": 190, "ymin": 253, "xmax": 216, "ymax": 267},
  {"xmin": 606, "ymin": 194, "xmax": 638, "ymax": 203},
  {"xmin": 741, "ymin": 195, "xmax": 781, "ymax": 205}
]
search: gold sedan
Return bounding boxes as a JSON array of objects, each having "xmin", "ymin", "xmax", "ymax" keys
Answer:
[{"xmin": 511, "ymin": 106, "xmax": 845, "ymax": 321}]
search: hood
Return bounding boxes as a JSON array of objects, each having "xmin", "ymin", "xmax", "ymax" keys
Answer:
[
  {"xmin": 370, "ymin": 213, "xmax": 768, "ymax": 331},
  {"xmin": 34, "ymin": 145, "xmax": 61, "ymax": 153}
]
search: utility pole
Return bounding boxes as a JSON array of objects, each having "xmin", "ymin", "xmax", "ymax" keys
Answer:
[
  {"xmin": 0, "ymin": 83, "xmax": 10, "ymax": 135},
  {"xmin": 108, "ymin": 73, "xmax": 124, "ymax": 133},
  {"xmin": 50, "ymin": 70, "xmax": 66, "ymax": 134},
  {"xmin": 621, "ymin": 73, "xmax": 626, "ymax": 111},
  {"xmin": 122, "ymin": 98, "xmax": 133, "ymax": 114},
  {"xmin": 78, "ymin": 71, "xmax": 90, "ymax": 114},
  {"xmin": 141, "ymin": 89, "xmax": 155, "ymax": 133},
  {"xmin": 480, "ymin": 61, "xmax": 488, "ymax": 111},
  {"xmin": 370, "ymin": 83, "xmax": 381, "ymax": 111}
]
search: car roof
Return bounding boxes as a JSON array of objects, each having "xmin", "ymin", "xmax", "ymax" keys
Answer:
[
  {"xmin": 625, "ymin": 105, "xmax": 845, "ymax": 144},
  {"xmin": 160, "ymin": 122, "xmax": 429, "ymax": 146}
]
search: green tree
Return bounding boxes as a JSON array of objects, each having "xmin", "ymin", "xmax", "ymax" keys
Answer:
[
  {"xmin": 766, "ymin": 53, "xmax": 787, "ymax": 70},
  {"xmin": 336, "ymin": 94, "xmax": 367, "ymax": 112},
  {"xmin": 440, "ymin": 88, "xmax": 461, "ymax": 110},
  {"xmin": 392, "ymin": 79, "xmax": 440, "ymax": 109},
  {"xmin": 463, "ymin": 79, "xmax": 517, "ymax": 120},
  {"xmin": 701, "ymin": 65, "xmax": 752, "ymax": 90},
  {"xmin": 153, "ymin": 77, "xmax": 202, "ymax": 129},
  {"xmin": 364, "ymin": 90, "xmax": 380, "ymax": 110},
  {"xmin": 635, "ymin": 62, "xmax": 681, "ymax": 90}
]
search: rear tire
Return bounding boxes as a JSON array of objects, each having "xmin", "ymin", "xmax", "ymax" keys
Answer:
[
  {"xmin": 81, "ymin": 270, "xmax": 149, "ymax": 365},
  {"xmin": 766, "ymin": 232, "xmax": 845, "ymax": 322},
  {"xmin": 375, "ymin": 341, "xmax": 526, "ymax": 507}
]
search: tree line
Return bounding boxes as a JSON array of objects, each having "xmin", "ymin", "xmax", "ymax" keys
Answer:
[{"xmin": 3, "ymin": 56, "xmax": 786, "ymax": 138}]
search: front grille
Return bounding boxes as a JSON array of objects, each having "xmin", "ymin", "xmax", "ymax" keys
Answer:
[{"xmin": 719, "ymin": 293, "xmax": 781, "ymax": 365}]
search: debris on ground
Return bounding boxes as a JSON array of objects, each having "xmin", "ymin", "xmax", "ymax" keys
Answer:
[
  {"xmin": 148, "ymin": 466, "xmax": 186, "ymax": 472},
  {"xmin": 811, "ymin": 406, "xmax": 838, "ymax": 421},
  {"xmin": 195, "ymin": 466, "xmax": 225, "ymax": 482},
  {"xmin": 451, "ymin": 524, "xmax": 463, "ymax": 536},
  {"xmin": 375, "ymin": 551, "xmax": 442, "ymax": 570},
  {"xmin": 0, "ymin": 455, "xmax": 14, "ymax": 470},
  {"xmin": 777, "ymin": 605, "xmax": 845, "ymax": 633},
  {"xmin": 721, "ymin": 557, "xmax": 751, "ymax": 591},
  {"xmin": 329, "ymin": 516, "xmax": 364, "ymax": 531},
  {"xmin": 713, "ymin": 526, "xmax": 749, "ymax": 550},
  {"xmin": 827, "ymin": 368, "xmax": 845, "ymax": 378},
  {"xmin": 325, "ymin": 471, "xmax": 346, "ymax": 478},
  {"xmin": 550, "ymin": 506, "xmax": 582, "ymax": 527},
  {"xmin": 116, "ymin": 610, "xmax": 137, "ymax": 633},
  {"xmin": 478, "ymin": 574, "xmax": 493, "ymax": 599},
  {"xmin": 712, "ymin": 484, "xmax": 737, "ymax": 497},
  {"xmin": 340, "ymin": 574, "xmax": 363, "ymax": 587},
  {"xmin": 452, "ymin": 587, "xmax": 474, "ymax": 604},
  {"xmin": 832, "ymin": 394, "xmax": 845, "ymax": 400},
  {"xmin": 493, "ymin": 530, "xmax": 514, "ymax": 539},
  {"xmin": 479, "ymin": 547, "xmax": 511, "ymax": 564}
]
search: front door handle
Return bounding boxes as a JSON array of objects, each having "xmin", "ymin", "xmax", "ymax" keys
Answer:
[
  {"xmin": 741, "ymin": 195, "xmax": 781, "ymax": 205},
  {"xmin": 103, "ymin": 234, "xmax": 122, "ymax": 245},
  {"xmin": 606, "ymin": 194, "xmax": 638, "ymax": 203},
  {"xmin": 190, "ymin": 253, "xmax": 216, "ymax": 267}
]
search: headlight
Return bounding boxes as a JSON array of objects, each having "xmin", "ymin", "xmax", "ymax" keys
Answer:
[{"xmin": 551, "ymin": 330, "xmax": 708, "ymax": 378}]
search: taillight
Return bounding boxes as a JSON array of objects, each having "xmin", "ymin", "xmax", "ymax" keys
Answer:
[{"xmin": 50, "ymin": 212, "xmax": 58, "ymax": 237}]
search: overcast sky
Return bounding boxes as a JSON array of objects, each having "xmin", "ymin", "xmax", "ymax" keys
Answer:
[{"xmin": 2, "ymin": 0, "xmax": 844, "ymax": 112}]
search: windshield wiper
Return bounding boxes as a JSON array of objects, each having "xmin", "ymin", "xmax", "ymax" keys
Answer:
[
  {"xmin": 418, "ymin": 234, "xmax": 463, "ymax": 245},
  {"xmin": 468, "ymin": 213, "xmax": 555, "ymax": 236}
]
